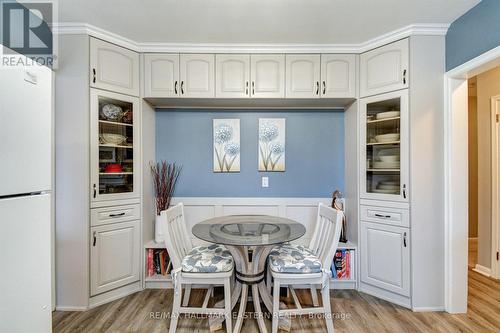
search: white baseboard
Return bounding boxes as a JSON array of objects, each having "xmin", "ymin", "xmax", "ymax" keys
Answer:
[
  {"xmin": 473, "ymin": 264, "xmax": 491, "ymax": 277},
  {"xmin": 55, "ymin": 305, "xmax": 88, "ymax": 312},
  {"xmin": 412, "ymin": 306, "xmax": 445, "ymax": 312}
]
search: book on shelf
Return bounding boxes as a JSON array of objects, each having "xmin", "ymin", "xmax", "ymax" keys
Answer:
[
  {"xmin": 147, "ymin": 248, "xmax": 172, "ymax": 277},
  {"xmin": 332, "ymin": 249, "xmax": 355, "ymax": 280}
]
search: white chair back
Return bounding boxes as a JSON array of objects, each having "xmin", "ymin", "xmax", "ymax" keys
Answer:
[
  {"xmin": 161, "ymin": 203, "xmax": 193, "ymax": 270},
  {"xmin": 308, "ymin": 203, "xmax": 343, "ymax": 270}
]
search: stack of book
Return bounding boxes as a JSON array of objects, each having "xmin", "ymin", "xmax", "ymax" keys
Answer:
[
  {"xmin": 331, "ymin": 249, "xmax": 354, "ymax": 280},
  {"xmin": 146, "ymin": 249, "xmax": 172, "ymax": 277}
]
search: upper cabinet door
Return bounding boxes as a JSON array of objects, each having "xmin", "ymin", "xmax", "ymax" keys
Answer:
[
  {"xmin": 286, "ymin": 55, "xmax": 321, "ymax": 99},
  {"xmin": 360, "ymin": 38, "xmax": 409, "ymax": 97},
  {"xmin": 90, "ymin": 38, "xmax": 139, "ymax": 96},
  {"xmin": 144, "ymin": 54, "xmax": 179, "ymax": 98},
  {"xmin": 250, "ymin": 55, "xmax": 285, "ymax": 98},
  {"xmin": 216, "ymin": 54, "xmax": 250, "ymax": 98},
  {"xmin": 180, "ymin": 54, "xmax": 215, "ymax": 98},
  {"xmin": 321, "ymin": 54, "xmax": 356, "ymax": 98}
]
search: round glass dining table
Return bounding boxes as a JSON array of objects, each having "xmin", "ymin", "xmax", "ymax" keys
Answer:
[{"xmin": 192, "ymin": 215, "xmax": 306, "ymax": 333}]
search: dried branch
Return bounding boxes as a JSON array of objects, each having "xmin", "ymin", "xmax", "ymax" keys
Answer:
[{"xmin": 150, "ymin": 161, "xmax": 182, "ymax": 215}]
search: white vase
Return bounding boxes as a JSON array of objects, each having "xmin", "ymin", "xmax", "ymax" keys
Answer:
[{"xmin": 155, "ymin": 215, "xmax": 164, "ymax": 244}]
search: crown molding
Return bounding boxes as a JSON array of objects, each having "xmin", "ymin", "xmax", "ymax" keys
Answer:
[{"xmin": 54, "ymin": 22, "xmax": 449, "ymax": 54}]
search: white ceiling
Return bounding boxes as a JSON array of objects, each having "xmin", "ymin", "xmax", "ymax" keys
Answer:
[{"xmin": 59, "ymin": 0, "xmax": 480, "ymax": 44}]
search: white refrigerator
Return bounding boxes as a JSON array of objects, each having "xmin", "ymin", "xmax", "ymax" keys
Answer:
[{"xmin": 0, "ymin": 49, "xmax": 53, "ymax": 332}]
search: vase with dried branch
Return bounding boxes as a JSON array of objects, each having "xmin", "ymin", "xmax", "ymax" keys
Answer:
[{"xmin": 151, "ymin": 161, "xmax": 181, "ymax": 243}]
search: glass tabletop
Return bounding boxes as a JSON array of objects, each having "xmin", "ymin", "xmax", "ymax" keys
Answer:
[{"xmin": 192, "ymin": 215, "xmax": 306, "ymax": 246}]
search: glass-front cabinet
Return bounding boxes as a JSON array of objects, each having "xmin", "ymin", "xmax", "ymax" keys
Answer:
[
  {"xmin": 360, "ymin": 89, "xmax": 409, "ymax": 202},
  {"xmin": 90, "ymin": 89, "xmax": 140, "ymax": 202}
]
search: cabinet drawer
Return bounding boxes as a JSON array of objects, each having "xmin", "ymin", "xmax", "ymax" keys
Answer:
[
  {"xmin": 360, "ymin": 205, "xmax": 409, "ymax": 227},
  {"xmin": 91, "ymin": 204, "xmax": 140, "ymax": 226}
]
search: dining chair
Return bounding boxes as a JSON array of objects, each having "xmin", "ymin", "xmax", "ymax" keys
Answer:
[
  {"xmin": 267, "ymin": 203, "xmax": 342, "ymax": 333},
  {"xmin": 161, "ymin": 203, "xmax": 234, "ymax": 333}
]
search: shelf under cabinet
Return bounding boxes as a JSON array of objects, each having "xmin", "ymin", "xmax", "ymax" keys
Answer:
[
  {"xmin": 367, "ymin": 169, "xmax": 400, "ymax": 172},
  {"xmin": 366, "ymin": 141, "xmax": 400, "ymax": 146},
  {"xmin": 99, "ymin": 120, "xmax": 133, "ymax": 127},
  {"xmin": 366, "ymin": 116, "xmax": 400, "ymax": 124},
  {"xmin": 99, "ymin": 172, "xmax": 133, "ymax": 175},
  {"xmin": 99, "ymin": 144, "xmax": 133, "ymax": 149}
]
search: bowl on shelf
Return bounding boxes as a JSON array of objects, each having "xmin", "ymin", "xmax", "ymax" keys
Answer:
[
  {"xmin": 104, "ymin": 164, "xmax": 123, "ymax": 173},
  {"xmin": 379, "ymin": 155, "xmax": 400, "ymax": 162},
  {"xmin": 100, "ymin": 104, "xmax": 123, "ymax": 121},
  {"xmin": 100, "ymin": 133, "xmax": 126, "ymax": 145},
  {"xmin": 373, "ymin": 161, "xmax": 400, "ymax": 169},
  {"xmin": 376, "ymin": 111, "xmax": 400, "ymax": 120},
  {"xmin": 375, "ymin": 133, "xmax": 400, "ymax": 143}
]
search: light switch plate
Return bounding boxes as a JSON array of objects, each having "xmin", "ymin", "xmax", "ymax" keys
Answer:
[{"xmin": 262, "ymin": 177, "xmax": 269, "ymax": 188}]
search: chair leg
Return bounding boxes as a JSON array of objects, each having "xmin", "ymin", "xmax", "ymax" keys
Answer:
[
  {"xmin": 272, "ymin": 280, "xmax": 280, "ymax": 333},
  {"xmin": 310, "ymin": 285, "xmax": 319, "ymax": 307},
  {"xmin": 182, "ymin": 285, "xmax": 191, "ymax": 307},
  {"xmin": 170, "ymin": 282, "xmax": 182, "ymax": 333},
  {"xmin": 267, "ymin": 267, "xmax": 272, "ymax": 295},
  {"xmin": 321, "ymin": 284, "xmax": 334, "ymax": 333},
  {"xmin": 224, "ymin": 278, "xmax": 232, "ymax": 333}
]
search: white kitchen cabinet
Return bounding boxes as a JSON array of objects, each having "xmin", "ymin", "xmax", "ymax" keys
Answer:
[
  {"xmin": 180, "ymin": 54, "xmax": 215, "ymax": 98},
  {"xmin": 360, "ymin": 222, "xmax": 410, "ymax": 297},
  {"xmin": 360, "ymin": 38, "xmax": 409, "ymax": 97},
  {"xmin": 321, "ymin": 54, "xmax": 356, "ymax": 98},
  {"xmin": 216, "ymin": 54, "xmax": 250, "ymax": 98},
  {"xmin": 90, "ymin": 38, "xmax": 139, "ymax": 97},
  {"xmin": 144, "ymin": 54, "xmax": 179, "ymax": 98},
  {"xmin": 285, "ymin": 54, "xmax": 321, "ymax": 98},
  {"xmin": 250, "ymin": 54, "xmax": 285, "ymax": 98},
  {"xmin": 90, "ymin": 220, "xmax": 141, "ymax": 296},
  {"xmin": 90, "ymin": 89, "xmax": 141, "ymax": 204},
  {"xmin": 360, "ymin": 89, "xmax": 409, "ymax": 202}
]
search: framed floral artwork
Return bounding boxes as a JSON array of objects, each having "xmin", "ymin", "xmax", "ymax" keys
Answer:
[
  {"xmin": 259, "ymin": 118, "xmax": 285, "ymax": 172},
  {"xmin": 213, "ymin": 119, "xmax": 240, "ymax": 172}
]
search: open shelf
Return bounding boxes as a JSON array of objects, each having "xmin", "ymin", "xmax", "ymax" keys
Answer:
[
  {"xmin": 99, "ymin": 144, "xmax": 133, "ymax": 149},
  {"xmin": 367, "ymin": 169, "xmax": 400, "ymax": 172},
  {"xmin": 366, "ymin": 116, "xmax": 400, "ymax": 124},
  {"xmin": 366, "ymin": 141, "xmax": 400, "ymax": 146},
  {"xmin": 99, "ymin": 172, "xmax": 133, "ymax": 175}
]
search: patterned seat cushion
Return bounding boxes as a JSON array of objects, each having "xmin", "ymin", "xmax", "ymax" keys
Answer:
[
  {"xmin": 269, "ymin": 244, "xmax": 322, "ymax": 274},
  {"xmin": 182, "ymin": 244, "xmax": 233, "ymax": 273}
]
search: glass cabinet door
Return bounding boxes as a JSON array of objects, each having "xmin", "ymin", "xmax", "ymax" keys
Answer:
[
  {"xmin": 90, "ymin": 89, "xmax": 140, "ymax": 202},
  {"xmin": 360, "ymin": 90, "xmax": 408, "ymax": 201}
]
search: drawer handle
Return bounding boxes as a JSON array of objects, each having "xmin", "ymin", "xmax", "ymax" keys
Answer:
[
  {"xmin": 316, "ymin": 81, "xmax": 319, "ymax": 95},
  {"xmin": 109, "ymin": 212, "xmax": 126, "ymax": 217},
  {"xmin": 93, "ymin": 231, "xmax": 97, "ymax": 247},
  {"xmin": 322, "ymin": 81, "xmax": 326, "ymax": 95},
  {"xmin": 174, "ymin": 81, "xmax": 178, "ymax": 94},
  {"xmin": 374, "ymin": 213, "xmax": 391, "ymax": 219}
]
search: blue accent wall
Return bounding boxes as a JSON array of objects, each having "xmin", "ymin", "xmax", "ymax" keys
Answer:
[
  {"xmin": 446, "ymin": 0, "xmax": 500, "ymax": 71},
  {"xmin": 156, "ymin": 109, "xmax": 344, "ymax": 197}
]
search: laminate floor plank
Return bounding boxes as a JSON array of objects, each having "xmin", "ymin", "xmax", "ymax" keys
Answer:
[{"xmin": 53, "ymin": 270, "xmax": 500, "ymax": 333}]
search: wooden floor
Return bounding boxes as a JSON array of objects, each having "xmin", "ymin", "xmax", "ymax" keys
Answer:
[{"xmin": 53, "ymin": 269, "xmax": 500, "ymax": 333}]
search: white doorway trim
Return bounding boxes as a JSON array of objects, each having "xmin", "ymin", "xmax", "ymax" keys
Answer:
[
  {"xmin": 445, "ymin": 45, "xmax": 500, "ymax": 313},
  {"xmin": 491, "ymin": 94, "xmax": 500, "ymax": 280}
]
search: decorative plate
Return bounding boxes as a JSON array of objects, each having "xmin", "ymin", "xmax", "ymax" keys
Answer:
[{"xmin": 101, "ymin": 104, "xmax": 123, "ymax": 121}]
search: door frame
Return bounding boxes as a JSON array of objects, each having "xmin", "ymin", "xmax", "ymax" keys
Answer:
[
  {"xmin": 491, "ymin": 94, "xmax": 500, "ymax": 279},
  {"xmin": 444, "ymin": 45, "xmax": 500, "ymax": 313}
]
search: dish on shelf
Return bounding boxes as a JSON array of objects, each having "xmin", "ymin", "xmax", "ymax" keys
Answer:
[
  {"xmin": 100, "ymin": 104, "xmax": 123, "ymax": 121},
  {"xmin": 378, "ymin": 180, "xmax": 400, "ymax": 186},
  {"xmin": 379, "ymin": 155, "xmax": 400, "ymax": 162},
  {"xmin": 373, "ymin": 161, "xmax": 400, "ymax": 169},
  {"xmin": 376, "ymin": 111, "xmax": 400, "ymax": 120},
  {"xmin": 375, "ymin": 133, "xmax": 400, "ymax": 143},
  {"xmin": 378, "ymin": 148, "xmax": 399, "ymax": 156},
  {"xmin": 372, "ymin": 188, "xmax": 399, "ymax": 194},
  {"xmin": 377, "ymin": 184, "xmax": 399, "ymax": 191},
  {"xmin": 104, "ymin": 164, "xmax": 123, "ymax": 173},
  {"xmin": 100, "ymin": 133, "xmax": 126, "ymax": 145}
]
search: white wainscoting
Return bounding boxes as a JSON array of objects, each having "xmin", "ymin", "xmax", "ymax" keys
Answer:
[{"xmin": 170, "ymin": 197, "xmax": 332, "ymax": 246}]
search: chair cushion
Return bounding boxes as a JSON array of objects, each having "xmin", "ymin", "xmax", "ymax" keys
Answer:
[
  {"xmin": 269, "ymin": 244, "xmax": 322, "ymax": 274},
  {"xmin": 181, "ymin": 244, "xmax": 233, "ymax": 273}
]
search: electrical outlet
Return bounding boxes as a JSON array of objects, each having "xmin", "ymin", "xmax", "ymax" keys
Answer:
[{"xmin": 262, "ymin": 177, "xmax": 269, "ymax": 188}]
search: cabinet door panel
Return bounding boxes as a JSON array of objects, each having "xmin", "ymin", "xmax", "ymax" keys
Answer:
[
  {"xmin": 216, "ymin": 54, "xmax": 250, "ymax": 98},
  {"xmin": 250, "ymin": 55, "xmax": 285, "ymax": 98},
  {"xmin": 144, "ymin": 54, "xmax": 179, "ymax": 97},
  {"xmin": 360, "ymin": 39, "xmax": 408, "ymax": 97},
  {"xmin": 321, "ymin": 54, "xmax": 356, "ymax": 98},
  {"xmin": 90, "ymin": 38, "xmax": 139, "ymax": 96},
  {"xmin": 180, "ymin": 54, "xmax": 215, "ymax": 98},
  {"xmin": 90, "ymin": 220, "xmax": 141, "ymax": 296},
  {"xmin": 286, "ymin": 55, "xmax": 320, "ymax": 98},
  {"xmin": 361, "ymin": 222, "xmax": 410, "ymax": 296}
]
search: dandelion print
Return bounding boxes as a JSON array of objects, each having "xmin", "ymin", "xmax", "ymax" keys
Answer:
[
  {"xmin": 258, "ymin": 118, "xmax": 285, "ymax": 172},
  {"xmin": 213, "ymin": 119, "xmax": 240, "ymax": 172}
]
